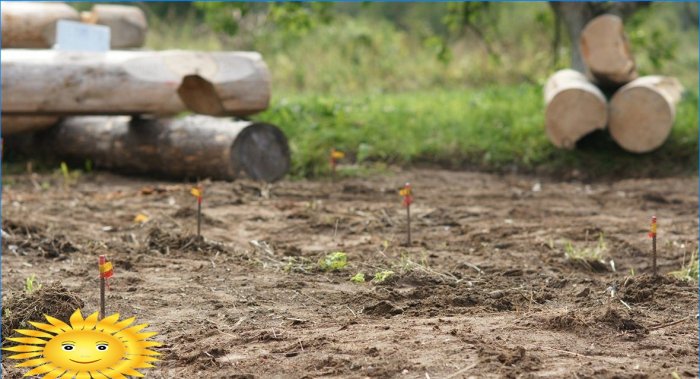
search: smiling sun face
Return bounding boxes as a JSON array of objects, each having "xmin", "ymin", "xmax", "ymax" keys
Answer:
[{"xmin": 3, "ymin": 309, "xmax": 160, "ymax": 378}]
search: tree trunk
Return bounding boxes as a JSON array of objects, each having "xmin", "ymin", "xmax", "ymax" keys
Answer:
[
  {"xmin": 2, "ymin": 115, "xmax": 60, "ymax": 135},
  {"xmin": 1, "ymin": 2, "xmax": 79, "ymax": 48},
  {"xmin": 2, "ymin": 49, "xmax": 271, "ymax": 117},
  {"xmin": 549, "ymin": 2, "xmax": 648, "ymax": 73},
  {"xmin": 580, "ymin": 14, "xmax": 637, "ymax": 87},
  {"xmin": 42, "ymin": 116, "xmax": 290, "ymax": 182},
  {"xmin": 609, "ymin": 76, "xmax": 683, "ymax": 153},
  {"xmin": 544, "ymin": 69, "xmax": 608, "ymax": 149},
  {"xmin": 81, "ymin": 4, "xmax": 147, "ymax": 49}
]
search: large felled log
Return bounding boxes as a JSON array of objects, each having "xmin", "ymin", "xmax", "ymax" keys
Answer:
[
  {"xmin": 1, "ymin": 2, "xmax": 79, "ymax": 48},
  {"xmin": 609, "ymin": 76, "xmax": 683, "ymax": 153},
  {"xmin": 44, "ymin": 116, "xmax": 290, "ymax": 182},
  {"xmin": 580, "ymin": 14, "xmax": 637, "ymax": 87},
  {"xmin": 81, "ymin": 4, "xmax": 147, "ymax": 49},
  {"xmin": 2, "ymin": 115, "xmax": 60, "ymax": 135},
  {"xmin": 2, "ymin": 49, "xmax": 271, "ymax": 117},
  {"xmin": 544, "ymin": 69, "xmax": 608, "ymax": 149}
]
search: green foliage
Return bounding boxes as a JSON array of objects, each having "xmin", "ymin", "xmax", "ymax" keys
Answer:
[
  {"xmin": 372, "ymin": 270, "xmax": 395, "ymax": 283},
  {"xmin": 318, "ymin": 252, "xmax": 347, "ymax": 271},
  {"xmin": 669, "ymin": 248, "xmax": 699, "ymax": 282},
  {"xmin": 564, "ymin": 233, "xmax": 608, "ymax": 269},
  {"xmin": 24, "ymin": 275, "xmax": 41, "ymax": 294},
  {"xmin": 350, "ymin": 273, "xmax": 366, "ymax": 283}
]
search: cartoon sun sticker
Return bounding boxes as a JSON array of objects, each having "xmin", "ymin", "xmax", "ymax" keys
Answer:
[{"xmin": 3, "ymin": 309, "xmax": 161, "ymax": 378}]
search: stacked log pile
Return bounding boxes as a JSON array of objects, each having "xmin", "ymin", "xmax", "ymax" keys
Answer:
[
  {"xmin": 1, "ymin": 2, "xmax": 289, "ymax": 182},
  {"xmin": 544, "ymin": 14, "xmax": 684, "ymax": 153}
]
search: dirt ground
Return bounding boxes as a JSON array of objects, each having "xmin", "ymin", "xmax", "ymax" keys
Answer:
[{"xmin": 1, "ymin": 168, "xmax": 698, "ymax": 378}]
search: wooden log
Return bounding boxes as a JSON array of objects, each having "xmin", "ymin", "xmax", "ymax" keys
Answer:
[
  {"xmin": 43, "ymin": 116, "xmax": 290, "ymax": 182},
  {"xmin": 608, "ymin": 76, "xmax": 683, "ymax": 153},
  {"xmin": 1, "ymin": 2, "xmax": 79, "ymax": 48},
  {"xmin": 580, "ymin": 14, "xmax": 637, "ymax": 87},
  {"xmin": 81, "ymin": 4, "xmax": 147, "ymax": 49},
  {"xmin": 2, "ymin": 49, "xmax": 271, "ymax": 117},
  {"xmin": 544, "ymin": 69, "xmax": 608, "ymax": 149},
  {"xmin": 2, "ymin": 115, "xmax": 60, "ymax": 135}
]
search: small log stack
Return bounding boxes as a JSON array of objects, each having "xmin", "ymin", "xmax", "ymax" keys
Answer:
[
  {"xmin": 2, "ymin": 3, "xmax": 290, "ymax": 182},
  {"xmin": 544, "ymin": 14, "xmax": 683, "ymax": 153}
]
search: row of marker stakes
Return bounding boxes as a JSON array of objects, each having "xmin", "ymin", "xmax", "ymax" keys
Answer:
[{"xmin": 96, "ymin": 165, "xmax": 661, "ymax": 319}]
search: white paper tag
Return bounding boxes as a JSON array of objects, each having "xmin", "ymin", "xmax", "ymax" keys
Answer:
[{"xmin": 54, "ymin": 20, "xmax": 110, "ymax": 52}]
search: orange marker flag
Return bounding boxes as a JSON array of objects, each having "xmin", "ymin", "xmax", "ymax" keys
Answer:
[
  {"xmin": 648, "ymin": 215, "xmax": 657, "ymax": 238},
  {"xmin": 190, "ymin": 186, "xmax": 203, "ymax": 204},
  {"xmin": 399, "ymin": 182, "xmax": 413, "ymax": 207},
  {"xmin": 330, "ymin": 149, "xmax": 345, "ymax": 175},
  {"xmin": 99, "ymin": 255, "xmax": 114, "ymax": 280}
]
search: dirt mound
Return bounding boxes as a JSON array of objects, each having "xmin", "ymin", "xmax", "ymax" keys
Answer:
[
  {"xmin": 2, "ymin": 281, "xmax": 84, "ymax": 341},
  {"xmin": 596, "ymin": 308, "xmax": 647, "ymax": 333},
  {"xmin": 145, "ymin": 226, "xmax": 229, "ymax": 254},
  {"xmin": 621, "ymin": 274, "xmax": 693, "ymax": 304},
  {"xmin": 363, "ymin": 300, "xmax": 403, "ymax": 317}
]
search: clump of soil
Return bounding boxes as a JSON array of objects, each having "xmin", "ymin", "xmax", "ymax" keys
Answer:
[
  {"xmin": 2, "ymin": 281, "xmax": 84, "ymax": 341},
  {"xmin": 596, "ymin": 308, "xmax": 647, "ymax": 333},
  {"xmin": 2, "ymin": 219, "xmax": 78, "ymax": 259},
  {"xmin": 621, "ymin": 274, "xmax": 689, "ymax": 304},
  {"xmin": 144, "ymin": 226, "xmax": 229, "ymax": 255},
  {"xmin": 172, "ymin": 207, "xmax": 225, "ymax": 227},
  {"xmin": 546, "ymin": 310, "xmax": 589, "ymax": 331},
  {"xmin": 364, "ymin": 300, "xmax": 403, "ymax": 317}
]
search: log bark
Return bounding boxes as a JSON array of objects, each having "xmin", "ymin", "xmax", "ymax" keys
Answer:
[
  {"xmin": 43, "ymin": 116, "xmax": 290, "ymax": 182},
  {"xmin": 2, "ymin": 115, "xmax": 60, "ymax": 135},
  {"xmin": 2, "ymin": 49, "xmax": 271, "ymax": 117},
  {"xmin": 81, "ymin": 4, "xmax": 147, "ymax": 49},
  {"xmin": 580, "ymin": 14, "xmax": 637, "ymax": 87},
  {"xmin": 544, "ymin": 69, "xmax": 608, "ymax": 149},
  {"xmin": 609, "ymin": 76, "xmax": 683, "ymax": 153},
  {"xmin": 1, "ymin": 2, "xmax": 79, "ymax": 48}
]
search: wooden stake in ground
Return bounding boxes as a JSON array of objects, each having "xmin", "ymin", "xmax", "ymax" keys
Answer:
[
  {"xmin": 649, "ymin": 215, "xmax": 657, "ymax": 276},
  {"xmin": 580, "ymin": 14, "xmax": 637, "ymax": 87},
  {"xmin": 330, "ymin": 149, "xmax": 345, "ymax": 178},
  {"xmin": 544, "ymin": 69, "xmax": 608, "ymax": 149},
  {"xmin": 191, "ymin": 186, "xmax": 203, "ymax": 238},
  {"xmin": 399, "ymin": 183, "xmax": 413, "ymax": 246},
  {"xmin": 608, "ymin": 76, "xmax": 683, "ymax": 153},
  {"xmin": 98, "ymin": 255, "xmax": 114, "ymax": 319}
]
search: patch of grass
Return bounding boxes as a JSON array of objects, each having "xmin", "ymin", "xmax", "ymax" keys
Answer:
[
  {"xmin": 669, "ymin": 248, "xmax": 699, "ymax": 281},
  {"xmin": 372, "ymin": 270, "xmax": 395, "ymax": 283},
  {"xmin": 564, "ymin": 233, "xmax": 609, "ymax": 271},
  {"xmin": 24, "ymin": 274, "xmax": 41, "ymax": 294},
  {"xmin": 258, "ymin": 86, "xmax": 698, "ymax": 179},
  {"xmin": 318, "ymin": 251, "xmax": 348, "ymax": 271},
  {"xmin": 350, "ymin": 272, "xmax": 366, "ymax": 283}
]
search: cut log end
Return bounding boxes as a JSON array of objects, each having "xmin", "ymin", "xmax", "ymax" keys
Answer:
[
  {"xmin": 580, "ymin": 14, "xmax": 637, "ymax": 87},
  {"xmin": 232, "ymin": 122, "xmax": 291, "ymax": 182},
  {"xmin": 609, "ymin": 77, "xmax": 682, "ymax": 153},
  {"xmin": 544, "ymin": 69, "xmax": 608, "ymax": 149}
]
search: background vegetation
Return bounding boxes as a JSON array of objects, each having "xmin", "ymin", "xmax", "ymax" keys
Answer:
[{"xmin": 147, "ymin": 3, "xmax": 698, "ymax": 178}]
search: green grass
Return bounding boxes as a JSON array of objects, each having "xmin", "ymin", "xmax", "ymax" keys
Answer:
[
  {"xmin": 257, "ymin": 85, "xmax": 698, "ymax": 179},
  {"xmin": 669, "ymin": 248, "xmax": 699, "ymax": 282}
]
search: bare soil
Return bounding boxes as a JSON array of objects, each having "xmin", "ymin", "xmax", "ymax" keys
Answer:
[{"xmin": 1, "ymin": 168, "xmax": 698, "ymax": 378}]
